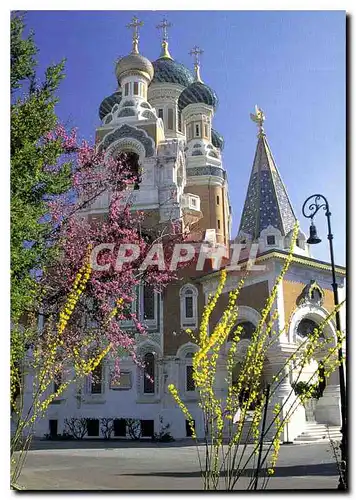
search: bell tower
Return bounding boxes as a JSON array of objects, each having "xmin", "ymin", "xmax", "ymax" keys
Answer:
[{"xmin": 178, "ymin": 47, "xmax": 232, "ymax": 246}]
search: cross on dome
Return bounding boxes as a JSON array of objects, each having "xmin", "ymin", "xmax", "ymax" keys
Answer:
[
  {"xmin": 126, "ymin": 16, "xmax": 144, "ymax": 54},
  {"xmin": 156, "ymin": 18, "xmax": 172, "ymax": 42},
  {"xmin": 189, "ymin": 45, "xmax": 204, "ymax": 82},
  {"xmin": 156, "ymin": 18, "xmax": 173, "ymax": 59}
]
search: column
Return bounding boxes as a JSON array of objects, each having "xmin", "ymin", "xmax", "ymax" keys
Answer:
[{"xmin": 265, "ymin": 356, "xmax": 306, "ymax": 443}]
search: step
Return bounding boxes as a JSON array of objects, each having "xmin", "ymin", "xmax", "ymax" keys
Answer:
[{"xmin": 294, "ymin": 424, "xmax": 342, "ymax": 443}]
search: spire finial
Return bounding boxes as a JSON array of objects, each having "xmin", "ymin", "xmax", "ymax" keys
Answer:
[
  {"xmin": 126, "ymin": 15, "xmax": 144, "ymax": 55},
  {"xmin": 156, "ymin": 18, "xmax": 173, "ymax": 59},
  {"xmin": 250, "ymin": 105, "xmax": 266, "ymax": 136},
  {"xmin": 189, "ymin": 45, "xmax": 204, "ymax": 83}
]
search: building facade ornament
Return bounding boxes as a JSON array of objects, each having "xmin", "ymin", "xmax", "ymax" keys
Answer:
[{"xmin": 98, "ymin": 124, "xmax": 155, "ymax": 158}]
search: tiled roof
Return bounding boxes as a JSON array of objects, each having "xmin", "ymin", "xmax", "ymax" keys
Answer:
[{"xmin": 238, "ymin": 133, "xmax": 297, "ymax": 239}]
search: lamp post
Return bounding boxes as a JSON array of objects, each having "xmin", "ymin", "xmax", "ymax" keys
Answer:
[{"xmin": 302, "ymin": 194, "xmax": 347, "ymax": 490}]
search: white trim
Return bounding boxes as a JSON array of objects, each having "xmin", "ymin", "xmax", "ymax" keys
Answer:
[
  {"xmin": 139, "ymin": 283, "xmax": 158, "ymax": 329},
  {"xmin": 176, "ymin": 341, "xmax": 199, "ymax": 359},
  {"xmin": 106, "ymin": 137, "xmax": 146, "ymax": 165},
  {"xmin": 288, "ymin": 304, "xmax": 337, "ymax": 347},
  {"xmin": 136, "ymin": 340, "xmax": 162, "ymax": 401},
  {"xmin": 176, "ymin": 342, "xmax": 199, "ymax": 400},
  {"xmin": 179, "ymin": 284, "xmax": 198, "ymax": 329}
]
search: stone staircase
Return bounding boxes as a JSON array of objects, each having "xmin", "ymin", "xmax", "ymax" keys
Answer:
[{"xmin": 294, "ymin": 422, "xmax": 342, "ymax": 443}]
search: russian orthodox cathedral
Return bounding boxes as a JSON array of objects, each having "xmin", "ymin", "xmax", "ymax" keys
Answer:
[{"xmin": 31, "ymin": 17, "xmax": 346, "ymax": 442}]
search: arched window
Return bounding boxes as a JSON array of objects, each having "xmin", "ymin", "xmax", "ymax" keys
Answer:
[
  {"xmin": 297, "ymin": 318, "xmax": 320, "ymax": 338},
  {"xmin": 143, "ymin": 353, "xmax": 155, "ymax": 394},
  {"xmin": 180, "ymin": 285, "xmax": 198, "ymax": 329},
  {"xmin": 185, "ymin": 352, "xmax": 195, "ymax": 392},
  {"xmin": 124, "ymin": 152, "xmax": 141, "ymax": 190},
  {"xmin": 228, "ymin": 321, "xmax": 255, "ymax": 342}
]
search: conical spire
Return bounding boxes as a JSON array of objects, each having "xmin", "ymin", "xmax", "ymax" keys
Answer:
[
  {"xmin": 238, "ymin": 106, "xmax": 297, "ymax": 240},
  {"xmin": 156, "ymin": 18, "xmax": 173, "ymax": 59}
]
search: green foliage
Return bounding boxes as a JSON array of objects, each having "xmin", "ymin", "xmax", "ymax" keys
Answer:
[
  {"xmin": 293, "ymin": 380, "xmax": 321, "ymax": 400},
  {"xmin": 11, "ymin": 13, "xmax": 70, "ymax": 324}
]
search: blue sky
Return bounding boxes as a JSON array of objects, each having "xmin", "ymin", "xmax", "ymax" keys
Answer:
[{"xmin": 24, "ymin": 10, "xmax": 346, "ymax": 266}]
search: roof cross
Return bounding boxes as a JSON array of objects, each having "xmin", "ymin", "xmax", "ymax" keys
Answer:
[
  {"xmin": 156, "ymin": 18, "xmax": 172, "ymax": 42},
  {"xmin": 156, "ymin": 18, "xmax": 173, "ymax": 59},
  {"xmin": 126, "ymin": 16, "xmax": 144, "ymax": 54},
  {"xmin": 189, "ymin": 45, "xmax": 204, "ymax": 82}
]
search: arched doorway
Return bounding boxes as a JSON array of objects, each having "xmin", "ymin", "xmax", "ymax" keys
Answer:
[
  {"xmin": 231, "ymin": 357, "xmax": 271, "ymax": 411},
  {"xmin": 290, "ymin": 307, "xmax": 339, "ymax": 426},
  {"xmin": 228, "ymin": 321, "xmax": 255, "ymax": 342}
]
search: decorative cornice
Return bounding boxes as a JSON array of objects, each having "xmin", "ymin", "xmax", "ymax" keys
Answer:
[
  {"xmin": 98, "ymin": 123, "xmax": 155, "ymax": 157},
  {"xmin": 197, "ymin": 249, "xmax": 345, "ymax": 286}
]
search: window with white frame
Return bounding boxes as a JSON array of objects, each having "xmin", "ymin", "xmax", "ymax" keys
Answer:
[
  {"xmin": 90, "ymin": 363, "xmax": 103, "ymax": 394},
  {"xmin": 180, "ymin": 285, "xmax": 198, "ymax": 329},
  {"xmin": 142, "ymin": 284, "xmax": 155, "ymax": 321},
  {"xmin": 185, "ymin": 352, "xmax": 195, "ymax": 391},
  {"xmin": 120, "ymin": 284, "xmax": 158, "ymax": 328}
]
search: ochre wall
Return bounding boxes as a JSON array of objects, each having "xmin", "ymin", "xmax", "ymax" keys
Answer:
[
  {"xmin": 283, "ymin": 279, "xmax": 335, "ymax": 324},
  {"xmin": 163, "ymin": 278, "xmax": 270, "ymax": 356},
  {"xmin": 185, "ymin": 184, "xmax": 229, "ymax": 245}
]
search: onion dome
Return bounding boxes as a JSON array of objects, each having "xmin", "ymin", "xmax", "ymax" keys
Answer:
[
  {"xmin": 99, "ymin": 90, "xmax": 122, "ymax": 120},
  {"xmin": 178, "ymin": 45, "xmax": 218, "ymax": 112},
  {"xmin": 211, "ymin": 129, "xmax": 224, "ymax": 150},
  {"xmin": 152, "ymin": 57, "xmax": 194, "ymax": 87},
  {"xmin": 115, "ymin": 16, "xmax": 154, "ymax": 83},
  {"xmin": 178, "ymin": 81, "xmax": 218, "ymax": 112},
  {"xmin": 152, "ymin": 20, "xmax": 194, "ymax": 87},
  {"xmin": 115, "ymin": 53, "xmax": 154, "ymax": 83}
]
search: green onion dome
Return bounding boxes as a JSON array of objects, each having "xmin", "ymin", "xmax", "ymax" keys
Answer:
[
  {"xmin": 178, "ymin": 81, "xmax": 218, "ymax": 112},
  {"xmin": 151, "ymin": 57, "xmax": 194, "ymax": 87},
  {"xmin": 99, "ymin": 90, "xmax": 122, "ymax": 120},
  {"xmin": 211, "ymin": 129, "xmax": 224, "ymax": 150}
]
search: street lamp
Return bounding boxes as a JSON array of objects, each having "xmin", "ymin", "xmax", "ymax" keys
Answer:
[{"xmin": 302, "ymin": 194, "xmax": 347, "ymax": 490}]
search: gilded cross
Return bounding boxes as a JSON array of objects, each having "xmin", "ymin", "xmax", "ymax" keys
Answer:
[
  {"xmin": 189, "ymin": 45, "xmax": 204, "ymax": 82},
  {"xmin": 126, "ymin": 16, "xmax": 144, "ymax": 54},
  {"xmin": 156, "ymin": 18, "xmax": 172, "ymax": 42},
  {"xmin": 189, "ymin": 45, "xmax": 204, "ymax": 66}
]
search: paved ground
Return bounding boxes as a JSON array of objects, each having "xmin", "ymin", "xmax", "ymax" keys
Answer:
[{"xmin": 16, "ymin": 440, "xmax": 340, "ymax": 490}]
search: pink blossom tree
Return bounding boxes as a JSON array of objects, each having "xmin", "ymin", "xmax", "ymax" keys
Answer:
[{"xmin": 40, "ymin": 125, "xmax": 190, "ymax": 376}]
